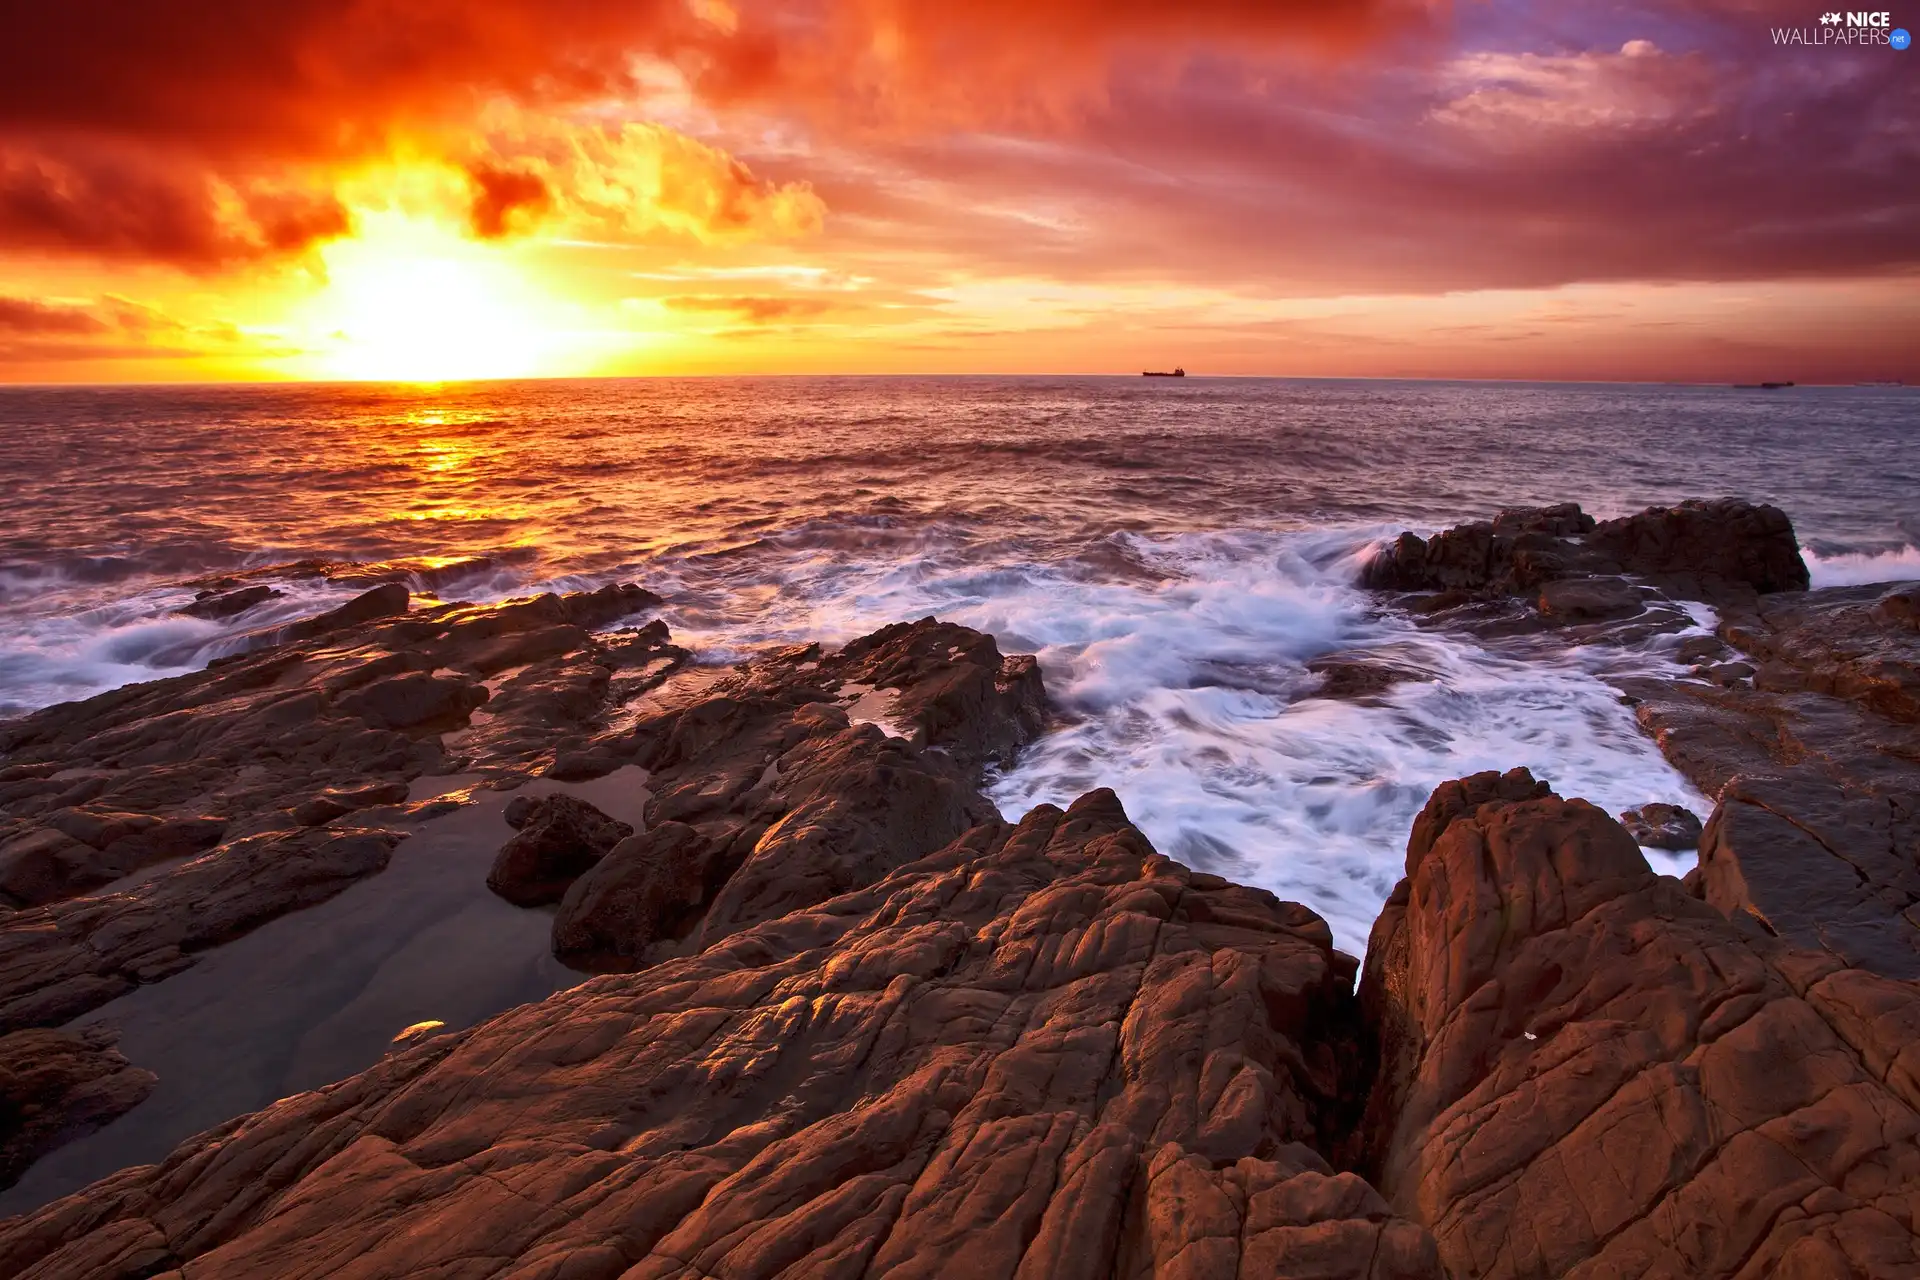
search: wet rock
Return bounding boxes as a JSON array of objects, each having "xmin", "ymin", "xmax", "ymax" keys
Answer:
[
  {"xmin": 0, "ymin": 791, "xmax": 1440, "ymax": 1280},
  {"xmin": 1491, "ymin": 501, "xmax": 1594, "ymax": 538},
  {"xmin": 1306, "ymin": 655, "xmax": 1432, "ymax": 701},
  {"xmin": 1618, "ymin": 799, "xmax": 1703, "ymax": 849},
  {"xmin": 485, "ymin": 794, "xmax": 633, "ymax": 907},
  {"xmin": 1536, "ymin": 574, "xmax": 1640, "ymax": 620},
  {"xmin": 1359, "ymin": 769, "xmax": 1920, "ymax": 1277},
  {"xmin": 1697, "ymin": 773, "xmax": 1920, "ymax": 978},
  {"xmin": 551, "ymin": 821, "xmax": 715, "ymax": 971},
  {"xmin": 275, "ymin": 582, "xmax": 411, "ymax": 642},
  {"xmin": 176, "ymin": 585, "xmax": 280, "ymax": 621},
  {"xmin": 288, "ymin": 781, "xmax": 412, "ymax": 828},
  {"xmin": 1875, "ymin": 583, "xmax": 1920, "ymax": 632},
  {"xmin": 333, "ymin": 671, "xmax": 489, "ymax": 732},
  {"xmin": 548, "ymin": 619, "xmax": 1050, "ymax": 968},
  {"xmin": 1588, "ymin": 496, "xmax": 1810, "ymax": 596},
  {"xmin": 826, "ymin": 617, "xmax": 1048, "ymax": 770},
  {"xmin": 0, "ymin": 813, "xmax": 225, "ymax": 907},
  {"xmin": 1694, "ymin": 658, "xmax": 1755, "ymax": 687},
  {"xmin": 0, "ymin": 1027, "xmax": 156, "ymax": 1192},
  {"xmin": 1626, "ymin": 582, "xmax": 1920, "ymax": 799},
  {"xmin": 0, "ymin": 581, "xmax": 667, "ymax": 1045},
  {"xmin": 1361, "ymin": 497, "xmax": 1808, "ymax": 608},
  {"xmin": 1675, "ymin": 634, "xmax": 1728, "ymax": 664}
]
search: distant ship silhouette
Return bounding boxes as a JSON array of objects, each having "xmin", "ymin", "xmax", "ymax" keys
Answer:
[{"xmin": 1142, "ymin": 367, "xmax": 1186, "ymax": 377}]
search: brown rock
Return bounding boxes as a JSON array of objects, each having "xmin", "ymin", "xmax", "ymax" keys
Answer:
[
  {"xmin": 0, "ymin": 1026, "xmax": 156, "ymax": 1192},
  {"xmin": 1618, "ymin": 800, "xmax": 1704, "ymax": 849},
  {"xmin": 1359, "ymin": 769, "xmax": 1920, "ymax": 1278},
  {"xmin": 1874, "ymin": 583, "xmax": 1920, "ymax": 632},
  {"xmin": 1536, "ymin": 575, "xmax": 1641, "ymax": 620},
  {"xmin": 177, "ymin": 585, "xmax": 281, "ymax": 621},
  {"xmin": 1306, "ymin": 655, "xmax": 1434, "ymax": 701},
  {"xmin": 276, "ymin": 582, "xmax": 411, "ymax": 642},
  {"xmin": 827, "ymin": 616, "xmax": 1048, "ymax": 770},
  {"xmin": 551, "ymin": 821, "xmax": 715, "ymax": 971},
  {"xmin": 1360, "ymin": 497, "xmax": 1809, "ymax": 607},
  {"xmin": 485, "ymin": 794, "xmax": 633, "ymax": 907},
  {"xmin": 1697, "ymin": 773, "xmax": 1920, "ymax": 978},
  {"xmin": 0, "ymin": 826, "xmax": 399, "ymax": 1033},
  {"xmin": 333, "ymin": 671, "xmax": 489, "ymax": 731},
  {"xmin": 0, "ymin": 790, "xmax": 1439, "ymax": 1280},
  {"xmin": 0, "ymin": 814, "xmax": 225, "ymax": 907}
]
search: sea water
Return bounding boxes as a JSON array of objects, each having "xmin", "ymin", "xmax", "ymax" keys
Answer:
[{"xmin": 3, "ymin": 376, "xmax": 1916, "ymax": 954}]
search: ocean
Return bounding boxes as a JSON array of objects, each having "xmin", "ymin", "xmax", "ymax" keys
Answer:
[{"xmin": 3, "ymin": 375, "xmax": 1916, "ymax": 955}]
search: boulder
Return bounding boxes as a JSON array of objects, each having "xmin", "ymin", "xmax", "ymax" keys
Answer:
[
  {"xmin": 1306, "ymin": 655, "xmax": 1433, "ymax": 701},
  {"xmin": 1586, "ymin": 496, "xmax": 1811, "ymax": 596},
  {"xmin": 1359, "ymin": 769, "xmax": 1920, "ymax": 1277},
  {"xmin": 277, "ymin": 582, "xmax": 410, "ymax": 642},
  {"xmin": 1537, "ymin": 575, "xmax": 1640, "ymax": 620},
  {"xmin": 485, "ymin": 794, "xmax": 633, "ymax": 907},
  {"xmin": 551, "ymin": 821, "xmax": 715, "ymax": 971},
  {"xmin": 827, "ymin": 617, "xmax": 1048, "ymax": 770},
  {"xmin": 0, "ymin": 1027, "xmax": 156, "ymax": 1192},
  {"xmin": 1360, "ymin": 497, "xmax": 1809, "ymax": 609},
  {"xmin": 177, "ymin": 585, "xmax": 280, "ymax": 621},
  {"xmin": 333, "ymin": 672, "xmax": 489, "ymax": 731},
  {"xmin": 1618, "ymin": 800, "xmax": 1704, "ymax": 849}
]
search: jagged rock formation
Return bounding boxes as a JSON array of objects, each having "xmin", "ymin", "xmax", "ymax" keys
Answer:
[
  {"xmin": 0, "ymin": 790, "xmax": 1443, "ymax": 1280},
  {"xmin": 8, "ymin": 526, "xmax": 1920, "ymax": 1276},
  {"xmin": 1360, "ymin": 768, "xmax": 1920, "ymax": 1278},
  {"xmin": 547, "ymin": 617, "xmax": 1048, "ymax": 973},
  {"xmin": 1360, "ymin": 499, "xmax": 1808, "ymax": 639}
]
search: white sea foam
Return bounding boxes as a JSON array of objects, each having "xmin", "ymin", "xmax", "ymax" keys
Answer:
[
  {"xmin": 641, "ymin": 525, "xmax": 1710, "ymax": 958},
  {"xmin": 0, "ymin": 522, "xmax": 1712, "ymax": 959},
  {"xmin": 1804, "ymin": 545, "xmax": 1920, "ymax": 588}
]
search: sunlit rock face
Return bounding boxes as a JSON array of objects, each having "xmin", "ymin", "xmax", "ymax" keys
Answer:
[{"xmin": 1360, "ymin": 770, "xmax": 1920, "ymax": 1279}]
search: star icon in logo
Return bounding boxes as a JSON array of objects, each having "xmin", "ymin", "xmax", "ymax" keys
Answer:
[{"xmin": 1821, "ymin": 11, "xmax": 1842, "ymax": 22}]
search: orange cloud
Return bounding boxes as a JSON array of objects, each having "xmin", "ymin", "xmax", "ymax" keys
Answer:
[
  {"xmin": 662, "ymin": 293, "xmax": 838, "ymax": 321},
  {"xmin": 0, "ymin": 143, "xmax": 348, "ymax": 268},
  {"xmin": 0, "ymin": 292, "xmax": 250, "ymax": 363},
  {"xmin": 466, "ymin": 114, "xmax": 826, "ymax": 245}
]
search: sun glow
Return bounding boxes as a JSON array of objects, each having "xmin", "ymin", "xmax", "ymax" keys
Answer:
[{"xmin": 304, "ymin": 212, "xmax": 584, "ymax": 382}]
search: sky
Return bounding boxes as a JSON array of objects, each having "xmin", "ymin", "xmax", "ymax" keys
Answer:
[{"xmin": 0, "ymin": 0, "xmax": 1915, "ymax": 384}]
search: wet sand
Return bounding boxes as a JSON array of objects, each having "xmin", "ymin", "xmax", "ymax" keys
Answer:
[{"xmin": 0, "ymin": 766, "xmax": 649, "ymax": 1217}]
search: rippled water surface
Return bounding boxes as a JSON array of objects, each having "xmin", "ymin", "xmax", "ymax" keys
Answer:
[{"xmin": 3, "ymin": 376, "xmax": 1916, "ymax": 952}]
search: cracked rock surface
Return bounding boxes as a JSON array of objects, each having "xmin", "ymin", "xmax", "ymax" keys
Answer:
[
  {"xmin": 1360, "ymin": 768, "xmax": 1920, "ymax": 1279},
  {"xmin": 0, "ymin": 790, "xmax": 1441, "ymax": 1280}
]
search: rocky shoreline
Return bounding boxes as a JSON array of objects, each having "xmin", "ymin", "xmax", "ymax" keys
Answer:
[{"xmin": 0, "ymin": 497, "xmax": 1916, "ymax": 1277}]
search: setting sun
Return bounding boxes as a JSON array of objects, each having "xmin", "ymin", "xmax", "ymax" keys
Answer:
[{"xmin": 302, "ymin": 213, "xmax": 581, "ymax": 382}]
